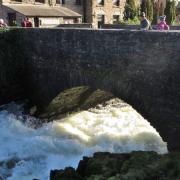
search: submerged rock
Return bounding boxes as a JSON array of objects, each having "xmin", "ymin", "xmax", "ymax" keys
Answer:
[
  {"xmin": 50, "ymin": 151, "xmax": 180, "ymax": 180},
  {"xmin": 6, "ymin": 159, "xmax": 16, "ymax": 169}
]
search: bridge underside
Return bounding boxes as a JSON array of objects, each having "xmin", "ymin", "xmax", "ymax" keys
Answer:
[{"xmin": 0, "ymin": 28, "xmax": 180, "ymax": 151}]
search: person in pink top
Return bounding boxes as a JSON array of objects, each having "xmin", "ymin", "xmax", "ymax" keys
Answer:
[{"xmin": 157, "ymin": 15, "xmax": 170, "ymax": 30}]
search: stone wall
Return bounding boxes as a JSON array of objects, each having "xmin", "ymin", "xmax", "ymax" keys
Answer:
[
  {"xmin": 101, "ymin": 24, "xmax": 180, "ymax": 30},
  {"xmin": 0, "ymin": 29, "xmax": 25, "ymax": 105},
  {"xmin": 58, "ymin": 0, "xmax": 83, "ymax": 15},
  {"xmin": 1, "ymin": 28, "xmax": 180, "ymax": 152},
  {"xmin": 90, "ymin": 0, "xmax": 126, "ymax": 28},
  {"xmin": 56, "ymin": 23, "xmax": 92, "ymax": 28}
]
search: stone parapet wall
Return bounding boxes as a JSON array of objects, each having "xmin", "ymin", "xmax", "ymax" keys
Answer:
[
  {"xmin": 56, "ymin": 23, "xmax": 92, "ymax": 28},
  {"xmin": 102, "ymin": 24, "xmax": 180, "ymax": 30},
  {"xmin": 101, "ymin": 24, "xmax": 140, "ymax": 29}
]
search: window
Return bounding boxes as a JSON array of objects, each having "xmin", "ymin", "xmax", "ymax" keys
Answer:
[
  {"xmin": 113, "ymin": 0, "xmax": 120, "ymax": 6},
  {"xmin": 74, "ymin": 18, "xmax": 79, "ymax": 23},
  {"xmin": 11, "ymin": 0, "xmax": 22, "ymax": 2},
  {"xmin": 35, "ymin": 0, "xmax": 45, "ymax": 3},
  {"xmin": 8, "ymin": 13, "xmax": 16, "ymax": 26},
  {"xmin": 97, "ymin": 0, "xmax": 104, "ymax": 6},
  {"xmin": 56, "ymin": 0, "xmax": 60, "ymax": 4},
  {"xmin": 113, "ymin": 15, "xmax": 119, "ymax": 24},
  {"xmin": 76, "ymin": 0, "xmax": 81, "ymax": 5},
  {"xmin": 61, "ymin": 0, "xmax": 65, "ymax": 4},
  {"xmin": 97, "ymin": 14, "xmax": 104, "ymax": 28}
]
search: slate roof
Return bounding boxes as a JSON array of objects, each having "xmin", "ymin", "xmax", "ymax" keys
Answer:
[{"xmin": 4, "ymin": 4, "xmax": 82, "ymax": 17}]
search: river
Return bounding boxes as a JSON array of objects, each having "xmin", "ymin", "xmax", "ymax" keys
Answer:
[{"xmin": 0, "ymin": 99, "xmax": 167, "ymax": 180}]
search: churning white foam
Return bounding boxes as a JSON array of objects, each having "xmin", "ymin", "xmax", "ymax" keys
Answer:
[{"xmin": 0, "ymin": 101, "xmax": 167, "ymax": 180}]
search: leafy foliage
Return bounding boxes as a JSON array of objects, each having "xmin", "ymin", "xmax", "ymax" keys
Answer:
[
  {"xmin": 124, "ymin": 0, "xmax": 139, "ymax": 20},
  {"xmin": 120, "ymin": 16, "xmax": 140, "ymax": 25},
  {"xmin": 164, "ymin": 0, "xmax": 176, "ymax": 25},
  {"xmin": 141, "ymin": 0, "xmax": 154, "ymax": 22},
  {"xmin": 152, "ymin": 5, "xmax": 159, "ymax": 25}
]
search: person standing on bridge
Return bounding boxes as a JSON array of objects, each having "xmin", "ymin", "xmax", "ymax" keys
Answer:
[
  {"xmin": 157, "ymin": 15, "xmax": 169, "ymax": 30},
  {"xmin": 139, "ymin": 12, "xmax": 151, "ymax": 30},
  {"xmin": 21, "ymin": 17, "xmax": 32, "ymax": 28}
]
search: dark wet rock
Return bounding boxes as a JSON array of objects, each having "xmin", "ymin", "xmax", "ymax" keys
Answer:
[
  {"xmin": 36, "ymin": 87, "xmax": 114, "ymax": 122},
  {"xmin": 50, "ymin": 151, "xmax": 180, "ymax": 180},
  {"xmin": 0, "ymin": 161, "xmax": 3, "ymax": 167},
  {"xmin": 77, "ymin": 152, "xmax": 131, "ymax": 178},
  {"xmin": 6, "ymin": 159, "xmax": 16, "ymax": 169},
  {"xmin": 50, "ymin": 167, "xmax": 83, "ymax": 180},
  {"xmin": 0, "ymin": 158, "xmax": 19, "ymax": 170}
]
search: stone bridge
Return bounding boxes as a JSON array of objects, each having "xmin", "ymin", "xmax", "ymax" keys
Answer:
[{"xmin": 0, "ymin": 28, "xmax": 180, "ymax": 151}]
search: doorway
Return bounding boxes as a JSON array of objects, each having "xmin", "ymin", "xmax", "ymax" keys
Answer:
[
  {"xmin": 8, "ymin": 13, "xmax": 16, "ymax": 26},
  {"xmin": 34, "ymin": 17, "xmax": 39, "ymax": 27},
  {"xmin": 97, "ymin": 14, "xmax": 104, "ymax": 28}
]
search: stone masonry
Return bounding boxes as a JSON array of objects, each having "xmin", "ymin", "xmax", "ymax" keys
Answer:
[
  {"xmin": 88, "ymin": 0, "xmax": 126, "ymax": 28},
  {"xmin": 59, "ymin": 0, "xmax": 83, "ymax": 15},
  {"xmin": 59, "ymin": 0, "xmax": 126, "ymax": 28},
  {"xmin": 1, "ymin": 28, "xmax": 180, "ymax": 151}
]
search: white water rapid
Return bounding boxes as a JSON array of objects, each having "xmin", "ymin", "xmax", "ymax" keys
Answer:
[{"xmin": 0, "ymin": 100, "xmax": 167, "ymax": 180}]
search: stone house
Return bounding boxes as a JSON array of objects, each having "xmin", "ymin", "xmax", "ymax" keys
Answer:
[
  {"xmin": 60, "ymin": 0, "xmax": 126, "ymax": 28},
  {"xmin": 0, "ymin": 0, "xmax": 82, "ymax": 27}
]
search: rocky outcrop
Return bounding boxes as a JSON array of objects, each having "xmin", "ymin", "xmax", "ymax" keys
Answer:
[
  {"xmin": 50, "ymin": 151, "xmax": 180, "ymax": 180},
  {"xmin": 33, "ymin": 87, "xmax": 114, "ymax": 122}
]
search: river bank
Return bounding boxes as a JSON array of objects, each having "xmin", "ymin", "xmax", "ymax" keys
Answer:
[
  {"xmin": 0, "ymin": 87, "xmax": 167, "ymax": 179},
  {"xmin": 31, "ymin": 86, "xmax": 169, "ymax": 180},
  {"xmin": 50, "ymin": 151, "xmax": 180, "ymax": 180}
]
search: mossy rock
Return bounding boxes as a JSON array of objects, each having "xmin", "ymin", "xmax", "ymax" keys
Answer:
[
  {"xmin": 36, "ymin": 86, "xmax": 114, "ymax": 121},
  {"xmin": 50, "ymin": 152, "xmax": 180, "ymax": 180}
]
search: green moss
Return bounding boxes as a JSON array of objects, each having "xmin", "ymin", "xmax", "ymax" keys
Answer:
[{"xmin": 51, "ymin": 152, "xmax": 180, "ymax": 180}]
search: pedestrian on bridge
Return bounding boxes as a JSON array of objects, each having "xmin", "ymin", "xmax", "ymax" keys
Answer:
[
  {"xmin": 139, "ymin": 12, "xmax": 151, "ymax": 30},
  {"xmin": 157, "ymin": 15, "xmax": 169, "ymax": 30}
]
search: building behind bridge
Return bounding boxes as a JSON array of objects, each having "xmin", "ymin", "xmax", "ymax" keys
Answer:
[
  {"xmin": 0, "ymin": 0, "xmax": 126, "ymax": 28},
  {"xmin": 0, "ymin": 0, "xmax": 82, "ymax": 27},
  {"xmin": 61, "ymin": 0, "xmax": 126, "ymax": 28}
]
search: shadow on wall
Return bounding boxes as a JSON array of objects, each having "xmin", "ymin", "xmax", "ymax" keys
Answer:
[{"xmin": 0, "ymin": 28, "xmax": 25, "ymax": 105}]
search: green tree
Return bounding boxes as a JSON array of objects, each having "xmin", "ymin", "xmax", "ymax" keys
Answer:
[
  {"xmin": 141, "ymin": 0, "xmax": 147, "ymax": 15},
  {"xmin": 141, "ymin": 0, "xmax": 154, "ymax": 22},
  {"xmin": 124, "ymin": 0, "xmax": 138, "ymax": 20},
  {"xmin": 152, "ymin": 5, "xmax": 159, "ymax": 24},
  {"xmin": 164, "ymin": 0, "xmax": 176, "ymax": 25}
]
